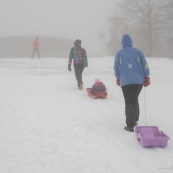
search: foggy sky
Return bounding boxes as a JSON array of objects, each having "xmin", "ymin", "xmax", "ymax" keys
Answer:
[{"xmin": 0, "ymin": 0, "xmax": 116, "ymax": 55}]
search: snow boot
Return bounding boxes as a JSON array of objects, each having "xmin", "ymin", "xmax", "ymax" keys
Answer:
[
  {"xmin": 124, "ymin": 126, "xmax": 134, "ymax": 132},
  {"xmin": 79, "ymin": 83, "xmax": 83, "ymax": 90}
]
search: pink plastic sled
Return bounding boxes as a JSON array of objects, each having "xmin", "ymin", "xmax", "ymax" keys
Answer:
[{"xmin": 135, "ymin": 126, "xmax": 170, "ymax": 148}]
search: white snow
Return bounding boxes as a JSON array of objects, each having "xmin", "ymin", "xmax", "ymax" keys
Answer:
[{"xmin": 0, "ymin": 57, "xmax": 172, "ymax": 173}]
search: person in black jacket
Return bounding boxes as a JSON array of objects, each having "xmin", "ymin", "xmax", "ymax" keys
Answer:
[{"xmin": 68, "ymin": 39, "xmax": 88, "ymax": 90}]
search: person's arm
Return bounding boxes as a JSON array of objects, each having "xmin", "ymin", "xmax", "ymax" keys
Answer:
[
  {"xmin": 68, "ymin": 48, "xmax": 73, "ymax": 65},
  {"xmin": 91, "ymin": 84, "xmax": 96, "ymax": 93},
  {"xmin": 83, "ymin": 49, "xmax": 88, "ymax": 67},
  {"xmin": 114, "ymin": 52, "xmax": 121, "ymax": 86},
  {"xmin": 103, "ymin": 84, "xmax": 107, "ymax": 91},
  {"xmin": 139, "ymin": 51, "xmax": 150, "ymax": 77},
  {"xmin": 138, "ymin": 51, "xmax": 150, "ymax": 87},
  {"xmin": 114, "ymin": 52, "xmax": 121, "ymax": 79},
  {"xmin": 68, "ymin": 48, "xmax": 73, "ymax": 71}
]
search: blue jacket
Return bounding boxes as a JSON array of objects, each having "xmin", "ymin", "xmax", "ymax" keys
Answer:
[{"xmin": 114, "ymin": 34, "xmax": 150, "ymax": 86}]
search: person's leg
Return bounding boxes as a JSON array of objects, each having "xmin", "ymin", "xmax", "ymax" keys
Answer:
[
  {"xmin": 132, "ymin": 85, "xmax": 143, "ymax": 122},
  {"xmin": 78, "ymin": 65, "xmax": 84, "ymax": 89},
  {"xmin": 122, "ymin": 85, "xmax": 135, "ymax": 130},
  {"xmin": 74, "ymin": 64, "xmax": 81, "ymax": 88},
  {"xmin": 125, "ymin": 106, "xmax": 135, "ymax": 131},
  {"xmin": 37, "ymin": 49, "xmax": 40, "ymax": 58},
  {"xmin": 31, "ymin": 49, "xmax": 36, "ymax": 58},
  {"xmin": 122, "ymin": 85, "xmax": 133, "ymax": 107}
]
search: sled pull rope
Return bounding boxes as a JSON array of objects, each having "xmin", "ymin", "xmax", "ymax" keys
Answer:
[{"xmin": 143, "ymin": 87, "xmax": 148, "ymax": 126}]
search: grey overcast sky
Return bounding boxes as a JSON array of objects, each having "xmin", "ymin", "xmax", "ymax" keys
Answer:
[{"xmin": 0, "ymin": 0, "xmax": 117, "ymax": 55}]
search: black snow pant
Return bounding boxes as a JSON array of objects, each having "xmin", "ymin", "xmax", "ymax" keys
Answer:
[
  {"xmin": 31, "ymin": 48, "xmax": 40, "ymax": 58},
  {"xmin": 74, "ymin": 64, "xmax": 84, "ymax": 87},
  {"xmin": 122, "ymin": 84, "xmax": 143, "ymax": 128}
]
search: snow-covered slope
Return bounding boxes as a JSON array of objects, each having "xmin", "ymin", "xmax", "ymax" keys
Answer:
[{"xmin": 0, "ymin": 57, "xmax": 172, "ymax": 173}]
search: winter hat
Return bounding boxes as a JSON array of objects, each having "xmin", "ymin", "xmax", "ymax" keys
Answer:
[
  {"xmin": 95, "ymin": 78, "xmax": 100, "ymax": 83},
  {"xmin": 74, "ymin": 39, "xmax": 81, "ymax": 46}
]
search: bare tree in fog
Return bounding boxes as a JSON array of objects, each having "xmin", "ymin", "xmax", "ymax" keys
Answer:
[
  {"xmin": 106, "ymin": 15, "xmax": 129, "ymax": 55},
  {"xmin": 162, "ymin": 0, "xmax": 173, "ymax": 24},
  {"xmin": 107, "ymin": 0, "xmax": 173, "ymax": 57},
  {"xmin": 158, "ymin": 0, "xmax": 173, "ymax": 57}
]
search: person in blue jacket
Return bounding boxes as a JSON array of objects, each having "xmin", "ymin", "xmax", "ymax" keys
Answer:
[{"xmin": 114, "ymin": 34, "xmax": 150, "ymax": 132}]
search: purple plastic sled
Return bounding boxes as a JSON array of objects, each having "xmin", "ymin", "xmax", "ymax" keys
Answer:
[{"xmin": 135, "ymin": 126, "xmax": 170, "ymax": 148}]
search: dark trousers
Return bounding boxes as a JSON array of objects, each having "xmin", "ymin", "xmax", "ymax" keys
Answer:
[
  {"xmin": 122, "ymin": 84, "xmax": 143, "ymax": 128},
  {"xmin": 74, "ymin": 64, "xmax": 84, "ymax": 87},
  {"xmin": 31, "ymin": 48, "xmax": 40, "ymax": 58}
]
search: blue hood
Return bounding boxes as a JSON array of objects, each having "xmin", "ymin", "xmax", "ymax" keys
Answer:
[{"xmin": 121, "ymin": 34, "xmax": 133, "ymax": 48}]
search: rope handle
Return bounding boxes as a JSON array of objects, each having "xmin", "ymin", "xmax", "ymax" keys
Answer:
[{"xmin": 143, "ymin": 87, "xmax": 148, "ymax": 126}]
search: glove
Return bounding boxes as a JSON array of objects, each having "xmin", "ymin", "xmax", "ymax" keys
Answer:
[
  {"xmin": 84, "ymin": 62, "xmax": 88, "ymax": 67},
  {"xmin": 144, "ymin": 76, "xmax": 150, "ymax": 87},
  {"xmin": 116, "ymin": 79, "xmax": 120, "ymax": 86},
  {"xmin": 68, "ymin": 64, "xmax": 71, "ymax": 71}
]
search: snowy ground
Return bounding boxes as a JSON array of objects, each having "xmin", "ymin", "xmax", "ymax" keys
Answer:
[{"xmin": 0, "ymin": 57, "xmax": 172, "ymax": 173}]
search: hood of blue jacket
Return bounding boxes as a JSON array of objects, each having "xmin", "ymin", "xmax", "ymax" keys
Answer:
[{"xmin": 121, "ymin": 34, "xmax": 133, "ymax": 48}]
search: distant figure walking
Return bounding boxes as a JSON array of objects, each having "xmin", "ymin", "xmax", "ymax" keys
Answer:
[
  {"xmin": 68, "ymin": 39, "xmax": 88, "ymax": 90},
  {"xmin": 31, "ymin": 38, "xmax": 40, "ymax": 58}
]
